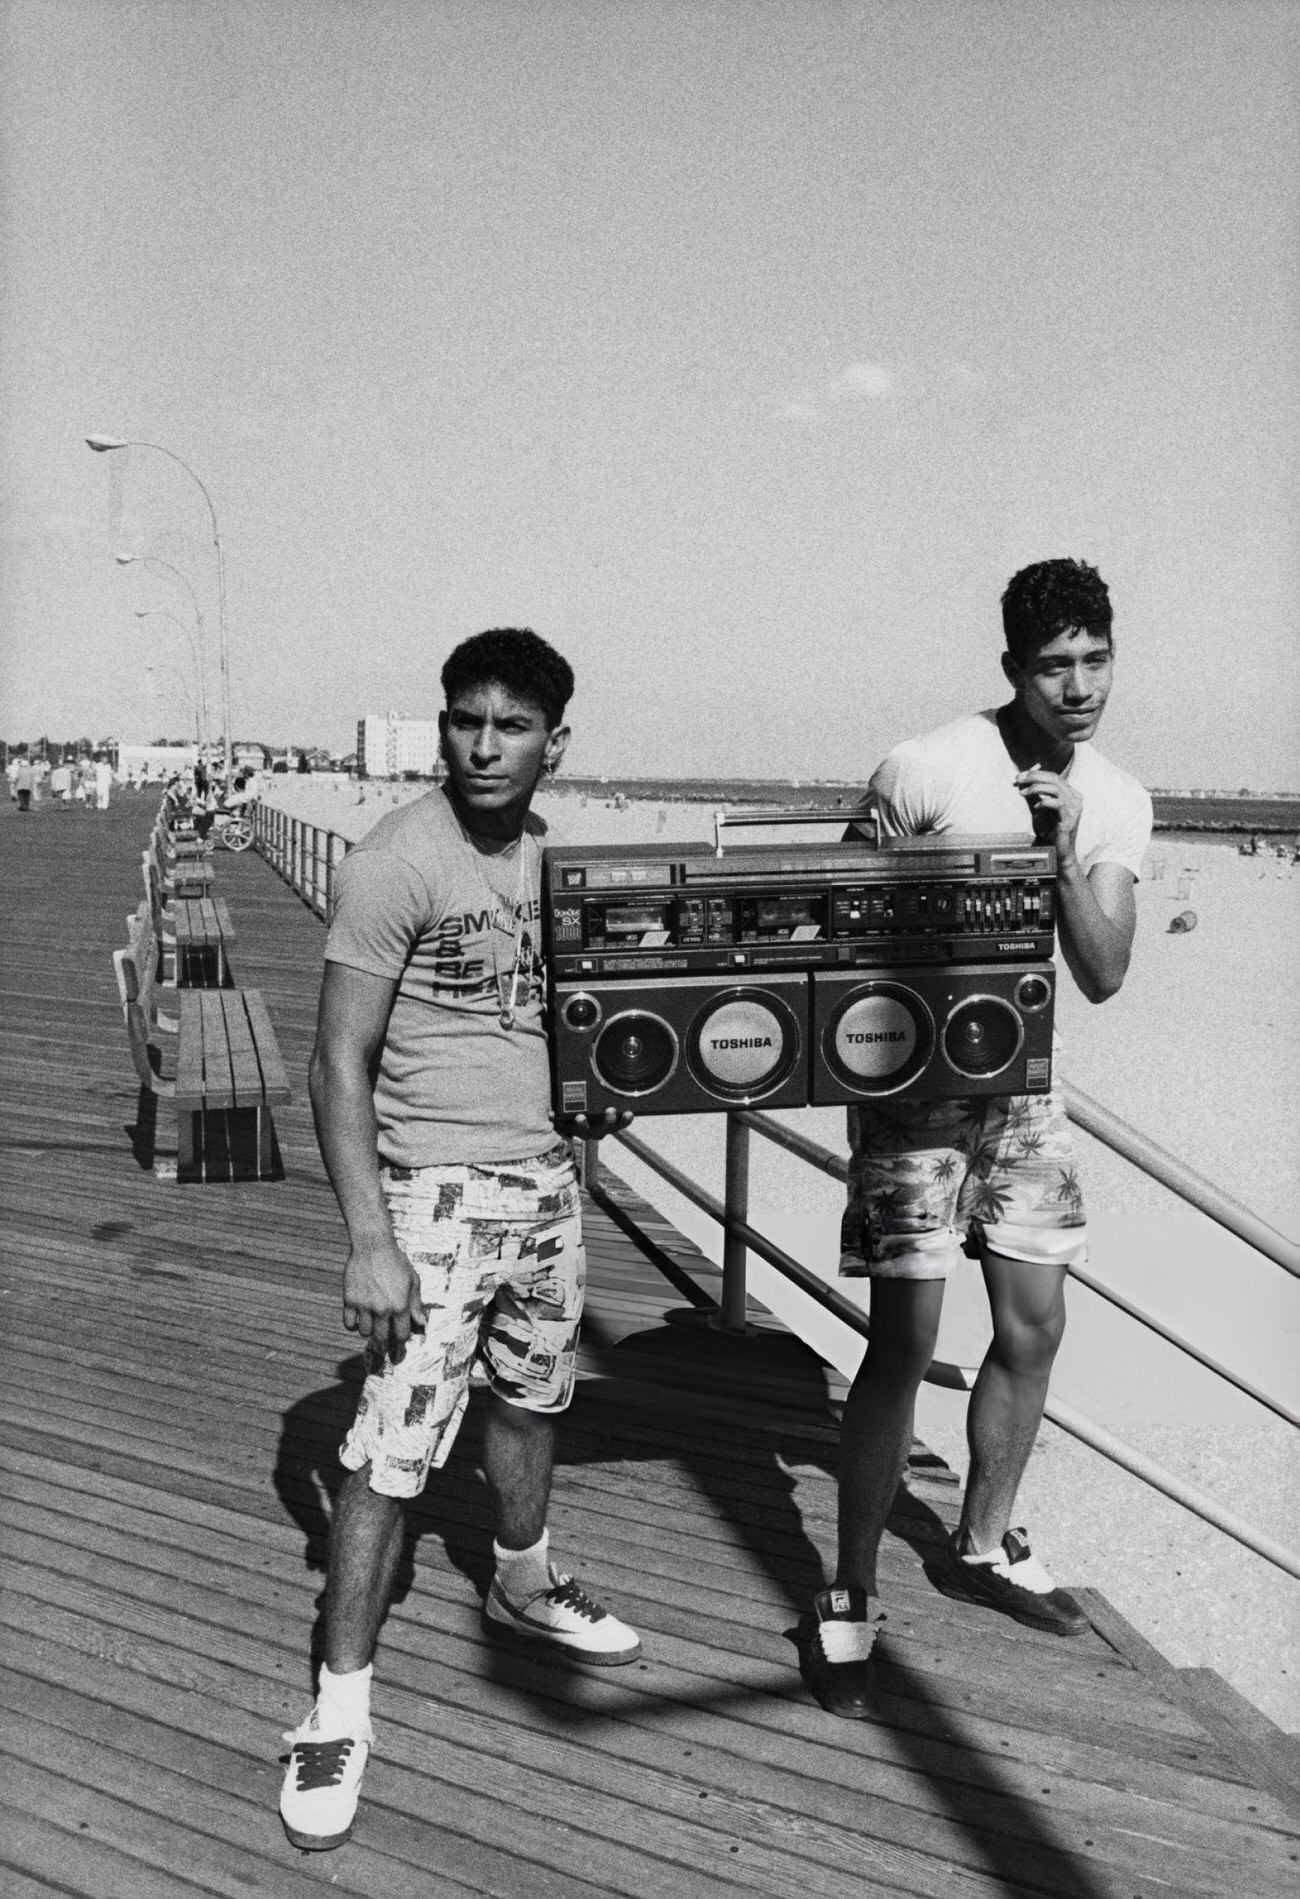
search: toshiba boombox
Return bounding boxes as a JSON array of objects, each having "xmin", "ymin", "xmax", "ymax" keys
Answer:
[{"xmin": 542, "ymin": 831, "xmax": 1058, "ymax": 1118}]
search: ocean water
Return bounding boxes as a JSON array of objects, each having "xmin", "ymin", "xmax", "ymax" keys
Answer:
[
  {"xmin": 329, "ymin": 768, "xmax": 1299, "ymax": 835},
  {"xmin": 556, "ymin": 776, "xmax": 1300, "ymax": 836}
]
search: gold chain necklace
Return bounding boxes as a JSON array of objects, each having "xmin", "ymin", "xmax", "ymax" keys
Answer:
[{"xmin": 465, "ymin": 828, "xmax": 535, "ymax": 1029}]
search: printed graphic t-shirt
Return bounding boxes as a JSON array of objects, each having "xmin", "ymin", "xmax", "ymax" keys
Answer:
[
  {"xmin": 324, "ymin": 787, "xmax": 555, "ymax": 1168},
  {"xmin": 866, "ymin": 710, "xmax": 1152, "ymax": 879}
]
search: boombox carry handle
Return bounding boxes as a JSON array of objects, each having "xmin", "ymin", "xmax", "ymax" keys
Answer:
[{"xmin": 712, "ymin": 803, "xmax": 881, "ymax": 855}]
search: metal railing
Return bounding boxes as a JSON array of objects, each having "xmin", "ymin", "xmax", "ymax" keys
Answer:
[
  {"xmin": 585, "ymin": 1110, "xmax": 1300, "ymax": 1580},
  {"xmin": 255, "ymin": 802, "xmax": 350, "ymax": 921},
  {"xmin": 252, "ymin": 794, "xmax": 1300, "ymax": 1581}
]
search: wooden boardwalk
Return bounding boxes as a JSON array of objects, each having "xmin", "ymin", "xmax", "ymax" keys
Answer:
[{"xmin": 1, "ymin": 791, "xmax": 1296, "ymax": 1898}]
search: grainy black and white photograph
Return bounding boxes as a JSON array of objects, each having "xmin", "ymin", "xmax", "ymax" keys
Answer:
[{"xmin": 1, "ymin": 3, "xmax": 1297, "ymax": 1893}]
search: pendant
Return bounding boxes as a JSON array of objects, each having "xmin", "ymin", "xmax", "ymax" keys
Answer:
[{"xmin": 499, "ymin": 1006, "xmax": 516, "ymax": 1030}]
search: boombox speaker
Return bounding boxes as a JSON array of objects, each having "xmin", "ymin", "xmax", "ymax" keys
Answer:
[
  {"xmin": 810, "ymin": 961, "xmax": 1054, "ymax": 1105},
  {"xmin": 552, "ymin": 972, "xmax": 809, "ymax": 1117}
]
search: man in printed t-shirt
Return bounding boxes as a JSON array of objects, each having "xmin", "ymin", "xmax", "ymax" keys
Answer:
[
  {"xmin": 803, "ymin": 559, "xmax": 1152, "ymax": 1718},
  {"xmin": 280, "ymin": 629, "xmax": 635, "ymax": 1852}
]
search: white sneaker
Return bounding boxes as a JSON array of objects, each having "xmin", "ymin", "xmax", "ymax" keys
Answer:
[
  {"xmin": 483, "ymin": 1565, "xmax": 641, "ymax": 1666},
  {"xmin": 279, "ymin": 1709, "xmax": 372, "ymax": 1851}
]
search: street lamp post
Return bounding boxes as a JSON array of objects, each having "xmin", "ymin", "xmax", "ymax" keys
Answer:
[
  {"xmin": 144, "ymin": 662, "xmax": 200, "ymax": 748},
  {"xmin": 135, "ymin": 607, "xmax": 209, "ymax": 760},
  {"xmin": 119, "ymin": 554, "xmax": 210, "ymax": 760},
  {"xmin": 87, "ymin": 434, "xmax": 232, "ymax": 777}
]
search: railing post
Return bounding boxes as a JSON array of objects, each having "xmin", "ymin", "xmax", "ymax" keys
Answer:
[
  {"xmin": 717, "ymin": 1113, "xmax": 753, "ymax": 1334},
  {"xmin": 582, "ymin": 1137, "xmax": 600, "ymax": 1193}
]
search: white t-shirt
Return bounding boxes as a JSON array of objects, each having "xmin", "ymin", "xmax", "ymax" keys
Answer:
[{"xmin": 867, "ymin": 709, "xmax": 1152, "ymax": 880}]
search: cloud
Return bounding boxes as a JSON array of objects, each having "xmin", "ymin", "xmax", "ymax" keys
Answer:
[
  {"xmin": 839, "ymin": 361, "xmax": 893, "ymax": 398},
  {"xmin": 776, "ymin": 357, "xmax": 894, "ymax": 425}
]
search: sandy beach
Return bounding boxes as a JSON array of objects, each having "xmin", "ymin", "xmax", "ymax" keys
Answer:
[{"xmin": 265, "ymin": 776, "xmax": 1300, "ymax": 1729}]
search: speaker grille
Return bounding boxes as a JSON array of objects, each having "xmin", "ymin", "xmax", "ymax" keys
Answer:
[
  {"xmin": 687, "ymin": 989, "xmax": 801, "ymax": 1102},
  {"xmin": 942, "ymin": 995, "xmax": 1023, "ymax": 1078},
  {"xmin": 591, "ymin": 1010, "xmax": 679, "ymax": 1097},
  {"xmin": 823, "ymin": 982, "xmax": 934, "ymax": 1096},
  {"xmin": 1016, "ymin": 972, "xmax": 1052, "ymax": 1013}
]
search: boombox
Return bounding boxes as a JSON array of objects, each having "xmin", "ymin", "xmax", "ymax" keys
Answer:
[
  {"xmin": 550, "ymin": 961, "xmax": 1054, "ymax": 1116},
  {"xmin": 543, "ymin": 833, "xmax": 1057, "ymax": 1118}
]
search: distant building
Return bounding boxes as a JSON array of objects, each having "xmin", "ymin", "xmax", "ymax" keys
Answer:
[
  {"xmin": 117, "ymin": 741, "xmax": 198, "ymax": 782},
  {"xmin": 357, "ymin": 712, "xmax": 441, "ymax": 779}
]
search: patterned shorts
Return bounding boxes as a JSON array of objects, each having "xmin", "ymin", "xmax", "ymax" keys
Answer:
[
  {"xmin": 839, "ymin": 1082, "xmax": 1088, "ymax": 1285},
  {"xmin": 340, "ymin": 1144, "xmax": 584, "ymax": 1497}
]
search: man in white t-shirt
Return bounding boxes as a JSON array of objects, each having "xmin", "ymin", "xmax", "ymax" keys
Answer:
[
  {"xmin": 280, "ymin": 629, "xmax": 635, "ymax": 1852},
  {"xmin": 805, "ymin": 558, "xmax": 1152, "ymax": 1718}
]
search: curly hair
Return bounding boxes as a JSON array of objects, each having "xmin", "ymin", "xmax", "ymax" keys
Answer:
[
  {"xmin": 440, "ymin": 627, "xmax": 575, "ymax": 728},
  {"xmin": 1001, "ymin": 559, "xmax": 1112, "ymax": 664}
]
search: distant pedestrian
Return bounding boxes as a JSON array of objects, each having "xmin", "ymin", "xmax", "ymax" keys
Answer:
[
  {"xmin": 6, "ymin": 757, "xmax": 21, "ymax": 802},
  {"xmin": 50, "ymin": 763, "xmax": 72, "ymax": 805},
  {"xmin": 14, "ymin": 756, "xmax": 34, "ymax": 812},
  {"xmin": 94, "ymin": 758, "xmax": 113, "ymax": 810}
]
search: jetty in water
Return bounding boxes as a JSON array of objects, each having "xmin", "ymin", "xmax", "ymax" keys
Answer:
[{"xmin": 2, "ymin": 792, "xmax": 1297, "ymax": 1897}]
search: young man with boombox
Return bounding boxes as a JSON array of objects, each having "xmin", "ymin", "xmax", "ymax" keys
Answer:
[
  {"xmin": 280, "ymin": 628, "xmax": 634, "ymax": 1850},
  {"xmin": 805, "ymin": 558, "xmax": 1152, "ymax": 1717}
]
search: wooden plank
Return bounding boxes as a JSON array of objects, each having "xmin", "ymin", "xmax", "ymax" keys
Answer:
[
  {"xmin": 0, "ymin": 1404, "xmax": 1243, "ymax": 1764},
  {"xmin": 240, "ymin": 987, "xmax": 293, "ymax": 1103},
  {"xmin": 2, "ymin": 1558, "xmax": 1280, "ymax": 1899},
  {"xmin": 170, "ymin": 898, "xmax": 199, "ymax": 947},
  {"xmin": 196, "ymin": 990, "xmax": 237, "ymax": 1108},
  {"xmin": 0, "ymin": 1678, "xmax": 614, "ymax": 1899},
  {"xmin": 0, "ymin": 1661, "xmax": 959, "ymax": 1899},
  {"xmin": 0, "ymin": 1800, "xmax": 219, "ymax": 1899},
  {"xmin": 1078, "ymin": 1591, "xmax": 1300, "ymax": 1822},
  {"xmin": 218, "ymin": 990, "xmax": 266, "ymax": 1106},
  {"xmin": 175, "ymin": 992, "xmax": 209, "ymax": 1105},
  {"xmin": 0, "ymin": 1408, "xmax": 1230, "ymax": 1803},
  {"xmin": 11, "ymin": 1472, "xmax": 1290, "ymax": 1836}
]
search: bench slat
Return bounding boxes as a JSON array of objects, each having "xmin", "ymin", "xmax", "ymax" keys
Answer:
[
  {"xmin": 239, "ymin": 989, "xmax": 293, "ymax": 1106},
  {"xmin": 176, "ymin": 994, "xmax": 213, "ymax": 1106},
  {"xmin": 171, "ymin": 897, "xmax": 235, "ymax": 950},
  {"xmin": 201, "ymin": 991, "xmax": 240, "ymax": 1108},
  {"xmin": 219, "ymin": 991, "xmax": 267, "ymax": 1108}
]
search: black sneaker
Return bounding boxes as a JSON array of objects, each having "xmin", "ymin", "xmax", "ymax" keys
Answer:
[
  {"xmin": 802, "ymin": 1587, "xmax": 886, "ymax": 1719},
  {"xmin": 932, "ymin": 1529, "xmax": 1090, "ymax": 1636}
]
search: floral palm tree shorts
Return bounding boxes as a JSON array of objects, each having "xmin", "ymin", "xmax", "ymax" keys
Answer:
[
  {"xmin": 340, "ymin": 1144, "xmax": 584, "ymax": 1497},
  {"xmin": 839, "ymin": 1082, "xmax": 1088, "ymax": 1284}
]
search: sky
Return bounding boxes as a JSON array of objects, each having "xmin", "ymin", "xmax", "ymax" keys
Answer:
[{"xmin": 1, "ymin": 0, "xmax": 1297, "ymax": 787}]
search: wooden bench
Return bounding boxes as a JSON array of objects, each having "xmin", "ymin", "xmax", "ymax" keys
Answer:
[
  {"xmin": 113, "ymin": 909, "xmax": 292, "ymax": 1182},
  {"xmin": 142, "ymin": 854, "xmax": 236, "ymax": 987},
  {"xmin": 147, "ymin": 825, "xmax": 213, "ymax": 899},
  {"xmin": 154, "ymin": 795, "xmax": 209, "ymax": 856},
  {"xmin": 173, "ymin": 895, "xmax": 238, "ymax": 987}
]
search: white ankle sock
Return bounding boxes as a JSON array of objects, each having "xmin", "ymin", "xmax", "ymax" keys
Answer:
[
  {"xmin": 316, "ymin": 1661, "xmax": 373, "ymax": 1733},
  {"xmin": 494, "ymin": 1529, "xmax": 551, "ymax": 1602}
]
